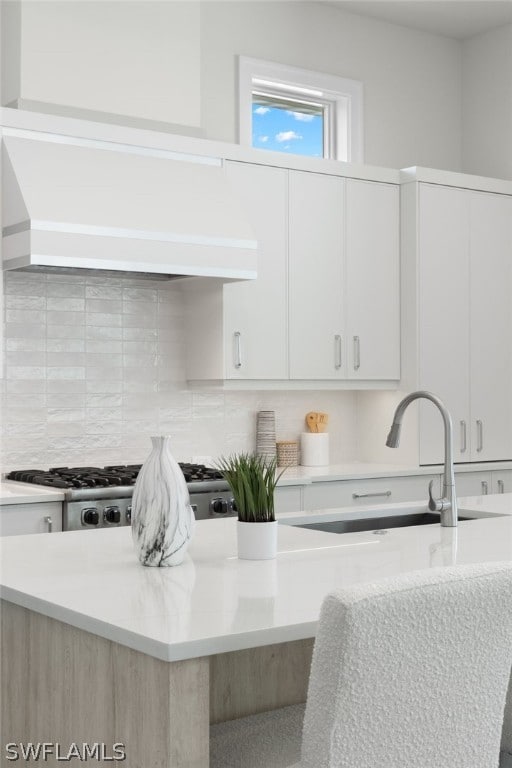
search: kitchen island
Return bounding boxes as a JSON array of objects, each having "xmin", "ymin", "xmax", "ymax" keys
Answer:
[{"xmin": 1, "ymin": 495, "xmax": 512, "ymax": 767}]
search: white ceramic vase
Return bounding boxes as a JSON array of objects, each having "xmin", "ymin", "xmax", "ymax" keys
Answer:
[
  {"xmin": 237, "ymin": 520, "xmax": 278, "ymax": 560},
  {"xmin": 131, "ymin": 436, "xmax": 195, "ymax": 567}
]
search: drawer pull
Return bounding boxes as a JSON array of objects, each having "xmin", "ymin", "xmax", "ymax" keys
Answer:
[
  {"xmin": 476, "ymin": 420, "xmax": 483, "ymax": 452},
  {"xmin": 234, "ymin": 332, "xmax": 242, "ymax": 369},
  {"xmin": 334, "ymin": 335, "xmax": 342, "ymax": 369},
  {"xmin": 481, "ymin": 481, "xmax": 488, "ymax": 495},
  {"xmin": 44, "ymin": 515, "xmax": 53, "ymax": 533},
  {"xmin": 353, "ymin": 335, "xmax": 361, "ymax": 371},
  {"xmin": 498, "ymin": 480, "xmax": 505, "ymax": 494},
  {"xmin": 460, "ymin": 420, "xmax": 467, "ymax": 453},
  {"xmin": 352, "ymin": 490, "xmax": 392, "ymax": 499}
]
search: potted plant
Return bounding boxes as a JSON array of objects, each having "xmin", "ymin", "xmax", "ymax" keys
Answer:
[{"xmin": 216, "ymin": 453, "xmax": 284, "ymax": 560}]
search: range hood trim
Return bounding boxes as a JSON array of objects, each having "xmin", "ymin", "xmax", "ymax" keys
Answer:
[{"xmin": 3, "ymin": 227, "xmax": 257, "ymax": 280}]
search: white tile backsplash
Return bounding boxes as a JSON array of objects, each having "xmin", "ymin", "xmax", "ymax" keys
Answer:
[{"xmin": 1, "ymin": 271, "xmax": 360, "ymax": 471}]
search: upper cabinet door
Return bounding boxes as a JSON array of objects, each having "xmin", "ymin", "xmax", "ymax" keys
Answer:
[
  {"xmin": 288, "ymin": 171, "xmax": 345, "ymax": 380},
  {"xmin": 418, "ymin": 184, "xmax": 471, "ymax": 465},
  {"xmin": 345, "ymin": 179, "xmax": 400, "ymax": 380},
  {"xmin": 469, "ymin": 192, "xmax": 512, "ymax": 461},
  {"xmin": 223, "ymin": 162, "xmax": 288, "ymax": 379}
]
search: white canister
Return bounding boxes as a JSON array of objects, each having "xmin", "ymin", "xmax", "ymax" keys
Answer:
[{"xmin": 300, "ymin": 432, "xmax": 329, "ymax": 467}]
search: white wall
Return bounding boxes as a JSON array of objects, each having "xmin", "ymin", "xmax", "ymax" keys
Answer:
[
  {"xmin": 1, "ymin": 0, "xmax": 21, "ymax": 106},
  {"xmin": 2, "ymin": 0, "xmax": 464, "ymax": 171},
  {"xmin": 0, "ymin": 271, "xmax": 359, "ymax": 471},
  {"xmin": 462, "ymin": 24, "xmax": 512, "ymax": 180},
  {"xmin": 201, "ymin": 1, "xmax": 463, "ymax": 171},
  {"xmin": 10, "ymin": 0, "xmax": 202, "ymax": 132}
]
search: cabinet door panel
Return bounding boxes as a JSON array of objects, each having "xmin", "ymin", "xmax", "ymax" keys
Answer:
[
  {"xmin": 454, "ymin": 471, "xmax": 492, "ymax": 498},
  {"xmin": 345, "ymin": 180, "xmax": 400, "ymax": 379},
  {"xmin": 223, "ymin": 162, "xmax": 288, "ymax": 379},
  {"xmin": 470, "ymin": 193, "xmax": 512, "ymax": 461},
  {"xmin": 491, "ymin": 470, "xmax": 512, "ymax": 494},
  {"xmin": 0, "ymin": 502, "xmax": 63, "ymax": 536},
  {"xmin": 418, "ymin": 184, "xmax": 471, "ymax": 464},
  {"xmin": 289, "ymin": 172, "xmax": 345, "ymax": 379}
]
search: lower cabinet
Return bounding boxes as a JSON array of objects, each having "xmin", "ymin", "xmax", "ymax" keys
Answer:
[
  {"xmin": 455, "ymin": 469, "xmax": 512, "ymax": 498},
  {"xmin": 302, "ymin": 475, "xmax": 441, "ymax": 511},
  {"xmin": 0, "ymin": 502, "xmax": 63, "ymax": 536},
  {"xmin": 274, "ymin": 486, "xmax": 303, "ymax": 515}
]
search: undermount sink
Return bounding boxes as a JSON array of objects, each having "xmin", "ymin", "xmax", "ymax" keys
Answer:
[{"xmin": 294, "ymin": 512, "xmax": 474, "ymax": 535}]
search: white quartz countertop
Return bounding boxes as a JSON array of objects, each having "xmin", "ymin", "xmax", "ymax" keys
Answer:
[
  {"xmin": 0, "ymin": 481, "xmax": 65, "ymax": 505},
  {"xmin": 2, "ymin": 461, "xmax": 510, "ymax": 502},
  {"xmin": 276, "ymin": 461, "xmax": 512, "ymax": 485},
  {"xmin": 1, "ymin": 494, "xmax": 511, "ymax": 663}
]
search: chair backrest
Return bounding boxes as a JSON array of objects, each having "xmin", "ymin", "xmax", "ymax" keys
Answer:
[{"xmin": 301, "ymin": 562, "xmax": 512, "ymax": 768}]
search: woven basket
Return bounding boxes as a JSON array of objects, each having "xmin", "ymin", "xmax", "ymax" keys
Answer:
[{"xmin": 276, "ymin": 440, "xmax": 299, "ymax": 467}]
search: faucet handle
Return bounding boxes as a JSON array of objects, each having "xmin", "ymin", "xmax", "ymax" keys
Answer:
[{"xmin": 428, "ymin": 479, "xmax": 443, "ymax": 512}]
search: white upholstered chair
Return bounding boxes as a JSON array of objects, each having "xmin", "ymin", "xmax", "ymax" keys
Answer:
[
  {"xmin": 210, "ymin": 562, "xmax": 512, "ymax": 768},
  {"xmin": 501, "ymin": 686, "xmax": 512, "ymax": 768}
]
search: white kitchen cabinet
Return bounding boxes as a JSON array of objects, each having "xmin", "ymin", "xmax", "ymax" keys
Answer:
[
  {"xmin": 274, "ymin": 486, "xmax": 303, "ymax": 514},
  {"xmin": 302, "ymin": 474, "xmax": 441, "ymax": 511},
  {"xmin": 185, "ymin": 161, "xmax": 288, "ymax": 381},
  {"xmin": 490, "ymin": 470, "xmax": 512, "ymax": 495},
  {"xmin": 0, "ymin": 501, "xmax": 63, "ymax": 536},
  {"xmin": 186, "ymin": 162, "xmax": 400, "ymax": 386},
  {"xmin": 288, "ymin": 172, "xmax": 400, "ymax": 382},
  {"xmin": 223, "ymin": 162, "xmax": 288, "ymax": 380},
  {"xmin": 345, "ymin": 179, "xmax": 400, "ymax": 380},
  {"xmin": 469, "ymin": 192, "xmax": 512, "ymax": 461},
  {"xmin": 455, "ymin": 469, "xmax": 512, "ymax": 497},
  {"xmin": 402, "ymin": 177, "xmax": 512, "ymax": 465},
  {"xmin": 289, "ymin": 172, "xmax": 345, "ymax": 380}
]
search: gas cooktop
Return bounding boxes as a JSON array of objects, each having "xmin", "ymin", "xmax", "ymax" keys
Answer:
[{"xmin": 6, "ymin": 463, "xmax": 224, "ymax": 490}]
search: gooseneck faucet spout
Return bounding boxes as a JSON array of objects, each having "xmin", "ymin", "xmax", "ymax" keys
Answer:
[{"xmin": 386, "ymin": 391, "xmax": 458, "ymax": 527}]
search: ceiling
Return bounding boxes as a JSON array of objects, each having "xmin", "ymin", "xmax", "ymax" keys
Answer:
[{"xmin": 327, "ymin": 1, "xmax": 512, "ymax": 39}]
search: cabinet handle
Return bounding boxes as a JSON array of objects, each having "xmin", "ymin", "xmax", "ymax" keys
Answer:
[
  {"xmin": 334, "ymin": 335, "xmax": 342, "ymax": 369},
  {"xmin": 481, "ymin": 481, "xmax": 488, "ymax": 495},
  {"xmin": 44, "ymin": 515, "xmax": 53, "ymax": 533},
  {"xmin": 460, "ymin": 420, "xmax": 467, "ymax": 453},
  {"xmin": 476, "ymin": 420, "xmax": 483, "ymax": 452},
  {"xmin": 233, "ymin": 331, "xmax": 242, "ymax": 369},
  {"xmin": 353, "ymin": 336, "xmax": 360, "ymax": 371},
  {"xmin": 498, "ymin": 479, "xmax": 505, "ymax": 494},
  {"xmin": 352, "ymin": 490, "xmax": 392, "ymax": 499}
]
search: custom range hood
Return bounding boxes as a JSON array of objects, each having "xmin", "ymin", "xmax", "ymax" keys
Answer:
[{"xmin": 2, "ymin": 132, "xmax": 257, "ymax": 281}]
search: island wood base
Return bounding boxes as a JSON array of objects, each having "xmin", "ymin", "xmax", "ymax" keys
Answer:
[{"xmin": 1, "ymin": 600, "xmax": 313, "ymax": 767}]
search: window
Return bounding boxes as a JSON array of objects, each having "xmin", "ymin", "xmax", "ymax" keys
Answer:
[{"xmin": 239, "ymin": 57, "xmax": 363, "ymax": 162}]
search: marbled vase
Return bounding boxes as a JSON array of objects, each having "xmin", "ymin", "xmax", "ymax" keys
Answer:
[{"xmin": 131, "ymin": 436, "xmax": 195, "ymax": 567}]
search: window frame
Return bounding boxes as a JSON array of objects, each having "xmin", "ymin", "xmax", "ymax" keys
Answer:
[{"xmin": 239, "ymin": 56, "xmax": 364, "ymax": 163}]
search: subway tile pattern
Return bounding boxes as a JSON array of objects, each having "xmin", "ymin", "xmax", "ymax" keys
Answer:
[{"xmin": 1, "ymin": 272, "xmax": 358, "ymax": 471}]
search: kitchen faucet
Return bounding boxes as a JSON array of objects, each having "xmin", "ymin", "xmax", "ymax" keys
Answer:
[{"xmin": 386, "ymin": 391, "xmax": 458, "ymax": 527}]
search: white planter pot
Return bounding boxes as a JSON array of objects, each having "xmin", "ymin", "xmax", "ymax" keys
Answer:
[{"xmin": 237, "ymin": 520, "xmax": 278, "ymax": 560}]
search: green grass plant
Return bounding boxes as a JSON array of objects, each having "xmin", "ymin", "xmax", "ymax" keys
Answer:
[{"xmin": 216, "ymin": 453, "xmax": 284, "ymax": 523}]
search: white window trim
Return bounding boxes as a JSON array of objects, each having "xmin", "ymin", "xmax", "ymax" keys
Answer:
[{"xmin": 239, "ymin": 56, "xmax": 364, "ymax": 163}]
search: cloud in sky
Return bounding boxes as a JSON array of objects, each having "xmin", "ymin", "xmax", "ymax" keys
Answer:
[
  {"xmin": 258, "ymin": 135, "xmax": 269, "ymax": 143},
  {"xmin": 254, "ymin": 106, "xmax": 270, "ymax": 115},
  {"xmin": 287, "ymin": 111, "xmax": 315, "ymax": 122},
  {"xmin": 275, "ymin": 130, "xmax": 302, "ymax": 143}
]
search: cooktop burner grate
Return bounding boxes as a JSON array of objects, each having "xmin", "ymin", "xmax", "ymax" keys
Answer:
[{"xmin": 6, "ymin": 463, "xmax": 224, "ymax": 489}]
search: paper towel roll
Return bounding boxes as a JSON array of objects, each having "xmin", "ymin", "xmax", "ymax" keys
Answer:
[{"xmin": 300, "ymin": 432, "xmax": 329, "ymax": 467}]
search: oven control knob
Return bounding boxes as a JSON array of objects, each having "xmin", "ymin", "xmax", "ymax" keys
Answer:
[
  {"xmin": 126, "ymin": 505, "xmax": 132, "ymax": 524},
  {"xmin": 104, "ymin": 506, "xmax": 121, "ymax": 524},
  {"xmin": 82, "ymin": 508, "xmax": 99, "ymax": 526},
  {"xmin": 210, "ymin": 498, "xmax": 228, "ymax": 515}
]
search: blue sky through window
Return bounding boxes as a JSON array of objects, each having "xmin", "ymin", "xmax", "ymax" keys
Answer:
[{"xmin": 251, "ymin": 103, "xmax": 324, "ymax": 157}]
